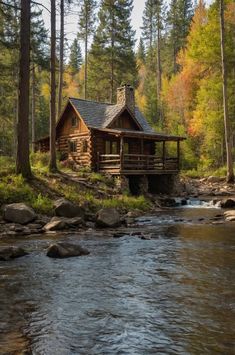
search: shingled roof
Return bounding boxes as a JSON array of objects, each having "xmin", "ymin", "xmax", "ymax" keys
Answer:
[{"xmin": 69, "ymin": 97, "xmax": 154, "ymax": 133}]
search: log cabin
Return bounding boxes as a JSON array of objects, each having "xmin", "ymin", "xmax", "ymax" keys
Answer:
[{"xmin": 36, "ymin": 85, "xmax": 185, "ymax": 194}]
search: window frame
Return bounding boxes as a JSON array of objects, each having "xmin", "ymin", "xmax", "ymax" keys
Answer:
[
  {"xmin": 71, "ymin": 115, "xmax": 78, "ymax": 128},
  {"xmin": 68, "ymin": 139, "xmax": 77, "ymax": 153}
]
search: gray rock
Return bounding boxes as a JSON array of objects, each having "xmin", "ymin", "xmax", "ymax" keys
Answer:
[
  {"xmin": 158, "ymin": 197, "xmax": 177, "ymax": 207},
  {"xmin": 224, "ymin": 210, "xmax": 235, "ymax": 221},
  {"xmin": 54, "ymin": 198, "xmax": 84, "ymax": 218},
  {"xmin": 85, "ymin": 221, "xmax": 95, "ymax": 229},
  {"xmin": 47, "ymin": 242, "xmax": 90, "ymax": 258},
  {"xmin": 207, "ymin": 176, "xmax": 224, "ymax": 183},
  {"xmin": 51, "ymin": 216, "xmax": 83, "ymax": 227},
  {"xmin": 96, "ymin": 207, "xmax": 121, "ymax": 228},
  {"xmin": 3, "ymin": 203, "xmax": 36, "ymax": 225},
  {"xmin": 44, "ymin": 219, "xmax": 66, "ymax": 231},
  {"xmin": 0, "ymin": 246, "xmax": 28, "ymax": 261},
  {"xmin": 221, "ymin": 198, "xmax": 235, "ymax": 208}
]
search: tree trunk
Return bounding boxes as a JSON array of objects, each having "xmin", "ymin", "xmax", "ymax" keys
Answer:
[
  {"xmin": 57, "ymin": 0, "xmax": 64, "ymax": 119},
  {"xmin": 156, "ymin": 17, "xmax": 162, "ymax": 126},
  {"xmin": 220, "ymin": 0, "xmax": 234, "ymax": 182},
  {"xmin": 49, "ymin": 0, "xmax": 57, "ymax": 172},
  {"xmin": 16, "ymin": 0, "xmax": 32, "ymax": 178},
  {"xmin": 110, "ymin": 14, "xmax": 114, "ymax": 103},
  {"xmin": 85, "ymin": 29, "xmax": 88, "ymax": 100},
  {"xmin": 31, "ymin": 58, "xmax": 36, "ymax": 153}
]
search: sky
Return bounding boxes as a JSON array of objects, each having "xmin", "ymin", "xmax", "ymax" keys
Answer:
[
  {"xmin": 40, "ymin": 0, "xmax": 213, "ymax": 55},
  {"xmin": 40, "ymin": 0, "xmax": 148, "ymax": 52}
]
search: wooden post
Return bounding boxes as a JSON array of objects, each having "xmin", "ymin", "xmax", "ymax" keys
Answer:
[
  {"xmin": 140, "ymin": 138, "xmax": 144, "ymax": 169},
  {"xmin": 162, "ymin": 141, "xmax": 165, "ymax": 170},
  {"xmin": 120, "ymin": 136, "xmax": 124, "ymax": 171},
  {"xmin": 97, "ymin": 151, "xmax": 100, "ymax": 172},
  {"xmin": 140, "ymin": 138, "xmax": 144, "ymax": 154},
  {"xmin": 177, "ymin": 140, "xmax": 180, "ymax": 170}
]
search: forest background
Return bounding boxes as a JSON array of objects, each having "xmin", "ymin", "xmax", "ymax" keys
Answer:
[{"xmin": 0, "ymin": 0, "xmax": 234, "ymax": 176}]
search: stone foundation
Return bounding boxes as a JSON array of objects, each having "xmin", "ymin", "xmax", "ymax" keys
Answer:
[
  {"xmin": 148, "ymin": 174, "xmax": 177, "ymax": 195},
  {"xmin": 115, "ymin": 175, "xmax": 130, "ymax": 193}
]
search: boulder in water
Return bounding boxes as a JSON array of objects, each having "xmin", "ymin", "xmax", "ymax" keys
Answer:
[
  {"xmin": 224, "ymin": 210, "xmax": 235, "ymax": 221},
  {"xmin": 47, "ymin": 242, "xmax": 90, "ymax": 258},
  {"xmin": 158, "ymin": 197, "xmax": 177, "ymax": 207},
  {"xmin": 96, "ymin": 208, "xmax": 120, "ymax": 227},
  {"xmin": 0, "ymin": 246, "xmax": 28, "ymax": 261},
  {"xmin": 54, "ymin": 198, "xmax": 84, "ymax": 218},
  {"xmin": 3, "ymin": 203, "xmax": 36, "ymax": 225},
  {"xmin": 221, "ymin": 198, "xmax": 235, "ymax": 209},
  {"xmin": 43, "ymin": 219, "xmax": 66, "ymax": 231}
]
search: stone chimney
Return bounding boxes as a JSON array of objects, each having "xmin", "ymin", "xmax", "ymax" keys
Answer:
[{"xmin": 117, "ymin": 84, "xmax": 135, "ymax": 114}]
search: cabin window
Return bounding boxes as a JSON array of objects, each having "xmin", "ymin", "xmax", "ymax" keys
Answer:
[
  {"xmin": 124, "ymin": 142, "xmax": 129, "ymax": 154},
  {"xmin": 105, "ymin": 140, "xmax": 118, "ymax": 154},
  {"xmin": 71, "ymin": 116, "xmax": 78, "ymax": 127},
  {"xmin": 82, "ymin": 139, "xmax": 88, "ymax": 153},
  {"xmin": 112, "ymin": 141, "xmax": 118, "ymax": 154},
  {"xmin": 69, "ymin": 140, "xmax": 77, "ymax": 153},
  {"xmin": 105, "ymin": 141, "xmax": 111, "ymax": 154}
]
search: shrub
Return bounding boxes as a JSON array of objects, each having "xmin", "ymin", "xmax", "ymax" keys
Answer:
[
  {"xmin": 31, "ymin": 193, "xmax": 53, "ymax": 215},
  {"xmin": 0, "ymin": 175, "xmax": 34, "ymax": 204},
  {"xmin": 0, "ymin": 156, "xmax": 15, "ymax": 176}
]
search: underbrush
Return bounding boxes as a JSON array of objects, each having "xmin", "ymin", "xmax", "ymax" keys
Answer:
[
  {"xmin": 0, "ymin": 153, "xmax": 152, "ymax": 215},
  {"xmin": 0, "ymin": 175, "xmax": 53, "ymax": 215},
  {"xmin": 182, "ymin": 165, "xmax": 234, "ymax": 179}
]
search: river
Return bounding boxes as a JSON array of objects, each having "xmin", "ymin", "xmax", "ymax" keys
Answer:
[{"xmin": 0, "ymin": 203, "xmax": 234, "ymax": 354}]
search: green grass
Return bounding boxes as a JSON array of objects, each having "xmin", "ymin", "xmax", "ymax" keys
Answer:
[
  {"xmin": 182, "ymin": 165, "xmax": 235, "ymax": 179},
  {"xmin": 0, "ymin": 154, "xmax": 152, "ymax": 215}
]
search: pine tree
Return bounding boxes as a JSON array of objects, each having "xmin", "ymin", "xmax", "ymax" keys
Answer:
[
  {"xmin": 167, "ymin": 0, "xmax": 194, "ymax": 73},
  {"xmin": 78, "ymin": 0, "xmax": 96, "ymax": 99},
  {"xmin": 16, "ymin": 0, "xmax": 32, "ymax": 178},
  {"xmin": 141, "ymin": 0, "xmax": 156, "ymax": 52},
  {"xmin": 68, "ymin": 37, "xmax": 83, "ymax": 75},
  {"xmin": 31, "ymin": 6, "xmax": 49, "ymax": 152},
  {"xmin": 219, "ymin": 0, "xmax": 234, "ymax": 182},
  {"xmin": 137, "ymin": 37, "xmax": 145, "ymax": 63},
  {"xmin": 88, "ymin": 0, "xmax": 136, "ymax": 103},
  {"xmin": 49, "ymin": 0, "xmax": 57, "ymax": 172},
  {"xmin": 141, "ymin": 0, "xmax": 165, "ymax": 125}
]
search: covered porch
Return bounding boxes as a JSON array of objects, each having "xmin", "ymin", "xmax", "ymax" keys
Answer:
[{"xmin": 93, "ymin": 128, "xmax": 185, "ymax": 175}]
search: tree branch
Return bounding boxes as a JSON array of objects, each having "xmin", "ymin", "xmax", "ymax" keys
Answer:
[
  {"xmin": 31, "ymin": 1, "xmax": 50, "ymax": 13},
  {"xmin": 0, "ymin": 1, "xmax": 20, "ymax": 10}
]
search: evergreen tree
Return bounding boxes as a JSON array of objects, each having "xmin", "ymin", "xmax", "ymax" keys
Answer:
[
  {"xmin": 16, "ymin": 0, "xmax": 32, "ymax": 178},
  {"xmin": 78, "ymin": 0, "xmax": 96, "ymax": 99},
  {"xmin": 141, "ymin": 0, "xmax": 156, "ymax": 52},
  {"xmin": 167, "ymin": 0, "xmax": 194, "ymax": 73},
  {"xmin": 68, "ymin": 37, "xmax": 83, "ymax": 75},
  {"xmin": 137, "ymin": 37, "xmax": 145, "ymax": 63},
  {"xmin": 88, "ymin": 0, "xmax": 136, "ymax": 103},
  {"xmin": 141, "ymin": 0, "xmax": 165, "ymax": 125}
]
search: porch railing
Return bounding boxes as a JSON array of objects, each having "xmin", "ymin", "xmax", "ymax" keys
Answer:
[{"xmin": 98, "ymin": 153, "xmax": 179, "ymax": 173}]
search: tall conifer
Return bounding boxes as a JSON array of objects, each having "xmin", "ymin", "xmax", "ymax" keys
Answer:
[
  {"xmin": 78, "ymin": 0, "xmax": 96, "ymax": 99},
  {"xmin": 69, "ymin": 38, "xmax": 83, "ymax": 75},
  {"xmin": 88, "ymin": 0, "xmax": 136, "ymax": 103}
]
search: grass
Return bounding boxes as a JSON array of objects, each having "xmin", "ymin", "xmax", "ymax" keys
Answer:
[
  {"xmin": 182, "ymin": 165, "xmax": 235, "ymax": 179},
  {"xmin": 0, "ymin": 153, "xmax": 152, "ymax": 215}
]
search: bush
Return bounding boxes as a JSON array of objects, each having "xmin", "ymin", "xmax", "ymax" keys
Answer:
[
  {"xmin": 0, "ymin": 156, "xmax": 15, "ymax": 176},
  {"xmin": 31, "ymin": 152, "xmax": 50, "ymax": 174},
  {"xmin": 0, "ymin": 175, "xmax": 34, "ymax": 204},
  {"xmin": 31, "ymin": 193, "xmax": 53, "ymax": 215}
]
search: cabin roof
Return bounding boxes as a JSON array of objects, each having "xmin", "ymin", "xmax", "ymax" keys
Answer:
[
  {"xmin": 90, "ymin": 127, "xmax": 185, "ymax": 141},
  {"xmin": 69, "ymin": 98, "xmax": 154, "ymax": 133}
]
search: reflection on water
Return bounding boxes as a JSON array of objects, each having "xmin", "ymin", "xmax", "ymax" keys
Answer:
[{"xmin": 0, "ymin": 207, "xmax": 235, "ymax": 354}]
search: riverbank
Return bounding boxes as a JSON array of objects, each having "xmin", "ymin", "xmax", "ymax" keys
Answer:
[
  {"xmin": 1, "ymin": 154, "xmax": 235, "ymax": 239},
  {"xmin": 0, "ymin": 204, "xmax": 234, "ymax": 354}
]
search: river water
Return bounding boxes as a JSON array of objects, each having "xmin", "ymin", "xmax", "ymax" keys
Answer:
[{"xmin": 0, "ymin": 204, "xmax": 234, "ymax": 354}]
